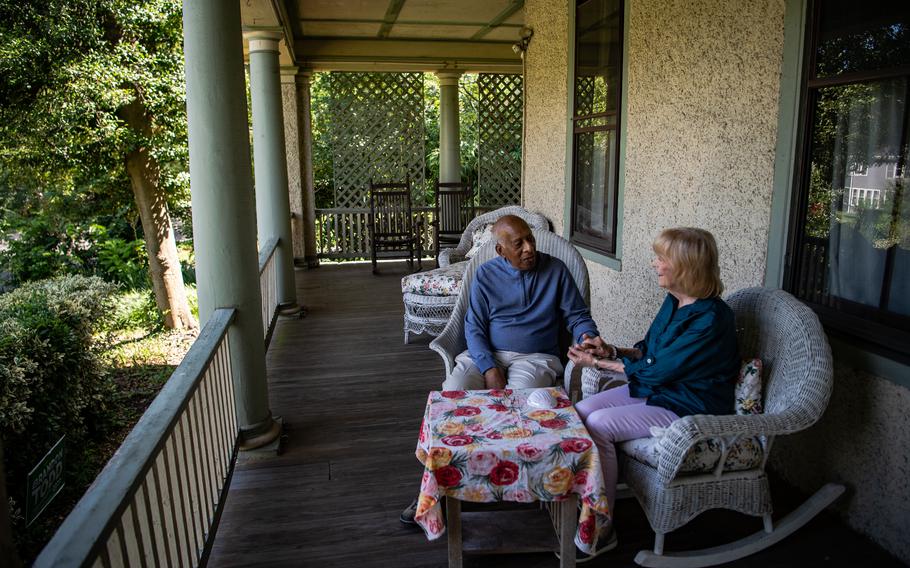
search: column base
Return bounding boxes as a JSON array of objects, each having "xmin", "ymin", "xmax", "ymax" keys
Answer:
[
  {"xmin": 238, "ymin": 414, "xmax": 283, "ymax": 453},
  {"xmin": 304, "ymin": 255, "xmax": 320, "ymax": 269},
  {"xmin": 278, "ymin": 302, "xmax": 307, "ymax": 318}
]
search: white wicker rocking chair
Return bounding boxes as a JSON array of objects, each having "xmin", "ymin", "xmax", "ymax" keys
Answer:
[
  {"xmin": 566, "ymin": 287, "xmax": 844, "ymax": 567},
  {"xmin": 429, "ymin": 229, "xmax": 589, "ymax": 378}
]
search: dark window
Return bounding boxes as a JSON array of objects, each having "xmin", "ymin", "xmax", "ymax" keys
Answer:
[
  {"xmin": 570, "ymin": 0, "xmax": 624, "ymax": 255},
  {"xmin": 786, "ymin": 0, "xmax": 910, "ymax": 362}
]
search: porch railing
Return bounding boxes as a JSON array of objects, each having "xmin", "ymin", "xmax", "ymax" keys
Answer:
[
  {"xmin": 315, "ymin": 206, "xmax": 436, "ymax": 260},
  {"xmin": 259, "ymin": 237, "xmax": 279, "ymax": 345},
  {"xmin": 33, "ymin": 308, "xmax": 239, "ymax": 568}
]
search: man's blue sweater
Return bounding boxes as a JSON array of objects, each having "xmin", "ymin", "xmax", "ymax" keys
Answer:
[{"xmin": 465, "ymin": 252, "xmax": 599, "ymax": 374}]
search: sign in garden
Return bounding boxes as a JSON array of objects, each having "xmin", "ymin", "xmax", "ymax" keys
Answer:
[{"xmin": 26, "ymin": 436, "xmax": 65, "ymax": 526}]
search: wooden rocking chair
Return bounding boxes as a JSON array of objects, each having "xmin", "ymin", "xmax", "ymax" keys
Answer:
[
  {"xmin": 368, "ymin": 178, "xmax": 422, "ymax": 275},
  {"xmin": 432, "ymin": 181, "xmax": 475, "ymax": 266}
]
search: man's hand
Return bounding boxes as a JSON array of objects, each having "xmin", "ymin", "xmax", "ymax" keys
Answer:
[
  {"xmin": 484, "ymin": 367, "xmax": 507, "ymax": 390},
  {"xmin": 576, "ymin": 333, "xmax": 608, "ymax": 357}
]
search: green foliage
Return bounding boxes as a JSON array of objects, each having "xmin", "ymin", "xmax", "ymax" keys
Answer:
[
  {"xmin": 0, "ymin": 275, "xmax": 116, "ymax": 556},
  {"xmin": 106, "ymin": 289, "xmax": 163, "ymax": 331},
  {"xmin": 0, "ymin": 0, "xmax": 190, "ymax": 291},
  {"xmin": 90, "ymin": 224, "xmax": 148, "ymax": 289}
]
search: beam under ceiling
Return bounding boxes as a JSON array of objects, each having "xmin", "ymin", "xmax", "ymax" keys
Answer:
[{"xmin": 378, "ymin": 0, "xmax": 407, "ymax": 38}]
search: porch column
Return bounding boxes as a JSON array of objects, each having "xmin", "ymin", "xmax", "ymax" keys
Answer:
[
  {"xmin": 182, "ymin": 0, "xmax": 280, "ymax": 449},
  {"xmin": 246, "ymin": 31, "xmax": 301, "ymax": 313},
  {"xmin": 437, "ymin": 71, "xmax": 463, "ymax": 183},
  {"xmin": 298, "ymin": 70, "xmax": 320, "ymax": 268},
  {"xmin": 280, "ymin": 66, "xmax": 306, "ymax": 264}
]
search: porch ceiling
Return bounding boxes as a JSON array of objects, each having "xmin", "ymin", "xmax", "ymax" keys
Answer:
[{"xmin": 243, "ymin": 0, "xmax": 525, "ymax": 73}]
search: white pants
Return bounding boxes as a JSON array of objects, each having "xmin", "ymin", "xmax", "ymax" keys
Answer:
[{"xmin": 442, "ymin": 350, "xmax": 564, "ymax": 390}]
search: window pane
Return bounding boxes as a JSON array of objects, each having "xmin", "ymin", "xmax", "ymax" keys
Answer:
[
  {"xmin": 801, "ymin": 78, "xmax": 908, "ymax": 312},
  {"xmin": 574, "ymin": 129, "xmax": 617, "ymax": 247},
  {"xmin": 575, "ymin": 0, "xmax": 622, "ymax": 116},
  {"xmin": 815, "ymin": 0, "xmax": 910, "ymax": 78}
]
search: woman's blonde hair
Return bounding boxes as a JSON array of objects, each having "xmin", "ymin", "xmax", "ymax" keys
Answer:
[{"xmin": 652, "ymin": 227, "xmax": 723, "ymax": 298}]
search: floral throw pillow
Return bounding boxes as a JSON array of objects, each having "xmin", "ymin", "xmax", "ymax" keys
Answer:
[
  {"xmin": 735, "ymin": 358, "xmax": 763, "ymax": 415},
  {"xmin": 465, "ymin": 224, "xmax": 494, "ymax": 258}
]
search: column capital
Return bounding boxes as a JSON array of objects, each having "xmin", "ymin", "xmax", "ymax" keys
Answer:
[
  {"xmin": 435, "ymin": 71, "xmax": 463, "ymax": 86},
  {"xmin": 244, "ymin": 29, "xmax": 283, "ymax": 54},
  {"xmin": 295, "ymin": 69, "xmax": 314, "ymax": 87},
  {"xmin": 280, "ymin": 65, "xmax": 299, "ymax": 84}
]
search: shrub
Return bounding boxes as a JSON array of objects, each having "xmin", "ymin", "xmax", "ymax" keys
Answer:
[{"xmin": 0, "ymin": 275, "xmax": 116, "ymax": 550}]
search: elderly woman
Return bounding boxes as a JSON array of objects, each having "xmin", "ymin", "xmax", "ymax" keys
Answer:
[{"xmin": 567, "ymin": 227, "xmax": 740, "ymax": 559}]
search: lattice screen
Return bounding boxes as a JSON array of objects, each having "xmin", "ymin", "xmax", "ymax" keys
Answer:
[
  {"xmin": 478, "ymin": 73, "xmax": 523, "ymax": 208},
  {"xmin": 574, "ymin": 75, "xmax": 596, "ymax": 117},
  {"xmin": 329, "ymin": 72, "xmax": 426, "ymax": 208}
]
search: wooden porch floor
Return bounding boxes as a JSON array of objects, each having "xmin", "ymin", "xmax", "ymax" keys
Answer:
[{"xmin": 208, "ymin": 261, "xmax": 903, "ymax": 568}]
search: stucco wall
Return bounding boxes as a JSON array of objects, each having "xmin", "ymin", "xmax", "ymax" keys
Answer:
[
  {"xmin": 523, "ymin": 0, "xmax": 570, "ymax": 234},
  {"xmin": 522, "ymin": 0, "xmax": 910, "ymax": 563},
  {"xmin": 527, "ymin": 0, "xmax": 785, "ymax": 344}
]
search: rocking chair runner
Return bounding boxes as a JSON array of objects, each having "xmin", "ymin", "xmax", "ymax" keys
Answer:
[
  {"xmin": 565, "ymin": 287, "xmax": 844, "ymax": 567},
  {"xmin": 368, "ymin": 179, "xmax": 422, "ymax": 274}
]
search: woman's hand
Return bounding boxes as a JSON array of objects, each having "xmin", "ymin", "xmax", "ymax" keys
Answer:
[
  {"xmin": 568, "ymin": 345, "xmax": 626, "ymax": 372},
  {"xmin": 568, "ymin": 344, "xmax": 600, "ymax": 368}
]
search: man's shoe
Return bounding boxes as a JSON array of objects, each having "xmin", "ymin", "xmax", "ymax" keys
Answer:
[
  {"xmin": 556, "ymin": 528, "xmax": 618, "ymax": 564},
  {"xmin": 399, "ymin": 499, "xmax": 419, "ymax": 525}
]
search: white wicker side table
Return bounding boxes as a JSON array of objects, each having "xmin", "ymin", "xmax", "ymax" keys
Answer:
[{"xmin": 402, "ymin": 293, "xmax": 457, "ymax": 343}]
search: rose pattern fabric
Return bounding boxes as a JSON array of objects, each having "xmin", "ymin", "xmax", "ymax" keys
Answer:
[
  {"xmin": 401, "ymin": 261, "xmax": 468, "ymax": 296},
  {"xmin": 415, "ymin": 387, "xmax": 611, "ymax": 554}
]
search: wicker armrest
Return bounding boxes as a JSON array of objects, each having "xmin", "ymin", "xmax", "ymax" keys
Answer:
[
  {"xmin": 654, "ymin": 412, "xmax": 797, "ymax": 484},
  {"xmin": 429, "ymin": 318, "xmax": 462, "ymax": 378},
  {"xmin": 564, "ymin": 362, "xmax": 627, "ymax": 402},
  {"xmin": 438, "ymin": 248, "xmax": 466, "ymax": 267}
]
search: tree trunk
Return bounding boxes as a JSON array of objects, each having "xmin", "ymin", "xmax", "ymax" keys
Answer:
[{"xmin": 120, "ymin": 102, "xmax": 197, "ymax": 330}]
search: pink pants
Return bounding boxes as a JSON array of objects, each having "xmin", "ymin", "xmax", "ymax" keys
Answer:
[{"xmin": 575, "ymin": 384, "xmax": 679, "ymax": 516}]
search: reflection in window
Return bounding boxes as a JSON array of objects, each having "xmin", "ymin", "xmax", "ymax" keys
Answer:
[
  {"xmin": 570, "ymin": 0, "xmax": 623, "ymax": 255},
  {"xmin": 788, "ymin": 0, "xmax": 910, "ymax": 360}
]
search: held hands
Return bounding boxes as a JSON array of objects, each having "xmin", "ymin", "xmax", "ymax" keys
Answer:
[
  {"xmin": 568, "ymin": 334, "xmax": 624, "ymax": 371},
  {"xmin": 484, "ymin": 367, "xmax": 507, "ymax": 390},
  {"xmin": 578, "ymin": 333, "xmax": 609, "ymax": 357}
]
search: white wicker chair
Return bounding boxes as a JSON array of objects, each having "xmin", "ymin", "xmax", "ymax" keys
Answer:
[
  {"xmin": 429, "ymin": 229, "xmax": 589, "ymax": 378},
  {"xmin": 566, "ymin": 287, "xmax": 843, "ymax": 567},
  {"xmin": 402, "ymin": 207, "xmax": 549, "ymax": 343},
  {"xmin": 437, "ymin": 206, "xmax": 549, "ymax": 267}
]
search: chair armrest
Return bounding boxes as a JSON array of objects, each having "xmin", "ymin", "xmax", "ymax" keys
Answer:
[
  {"xmin": 564, "ymin": 363, "xmax": 627, "ymax": 402},
  {"xmin": 654, "ymin": 412, "xmax": 794, "ymax": 484},
  {"xmin": 438, "ymin": 248, "xmax": 454, "ymax": 267},
  {"xmin": 429, "ymin": 319, "xmax": 463, "ymax": 379},
  {"xmin": 563, "ymin": 360, "xmax": 581, "ymax": 401}
]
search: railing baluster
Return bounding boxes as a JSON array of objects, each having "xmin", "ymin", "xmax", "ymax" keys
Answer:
[
  {"xmin": 189, "ymin": 391, "xmax": 215, "ymax": 526},
  {"xmin": 167, "ymin": 426, "xmax": 194, "ymax": 567},
  {"xmin": 138, "ymin": 477, "xmax": 162, "ymax": 568},
  {"xmin": 161, "ymin": 440, "xmax": 185, "ymax": 567},
  {"xmin": 150, "ymin": 463, "xmax": 175, "ymax": 568},
  {"xmin": 114, "ymin": 518, "xmax": 130, "ymax": 567},
  {"xmin": 129, "ymin": 497, "xmax": 148, "ymax": 568}
]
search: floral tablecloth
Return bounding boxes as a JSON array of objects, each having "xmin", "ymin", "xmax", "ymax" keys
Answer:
[{"xmin": 414, "ymin": 387, "xmax": 611, "ymax": 554}]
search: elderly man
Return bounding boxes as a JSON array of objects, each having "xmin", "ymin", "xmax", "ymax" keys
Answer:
[
  {"xmin": 443, "ymin": 214, "xmax": 605, "ymax": 390},
  {"xmin": 400, "ymin": 215, "xmax": 606, "ymax": 526}
]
